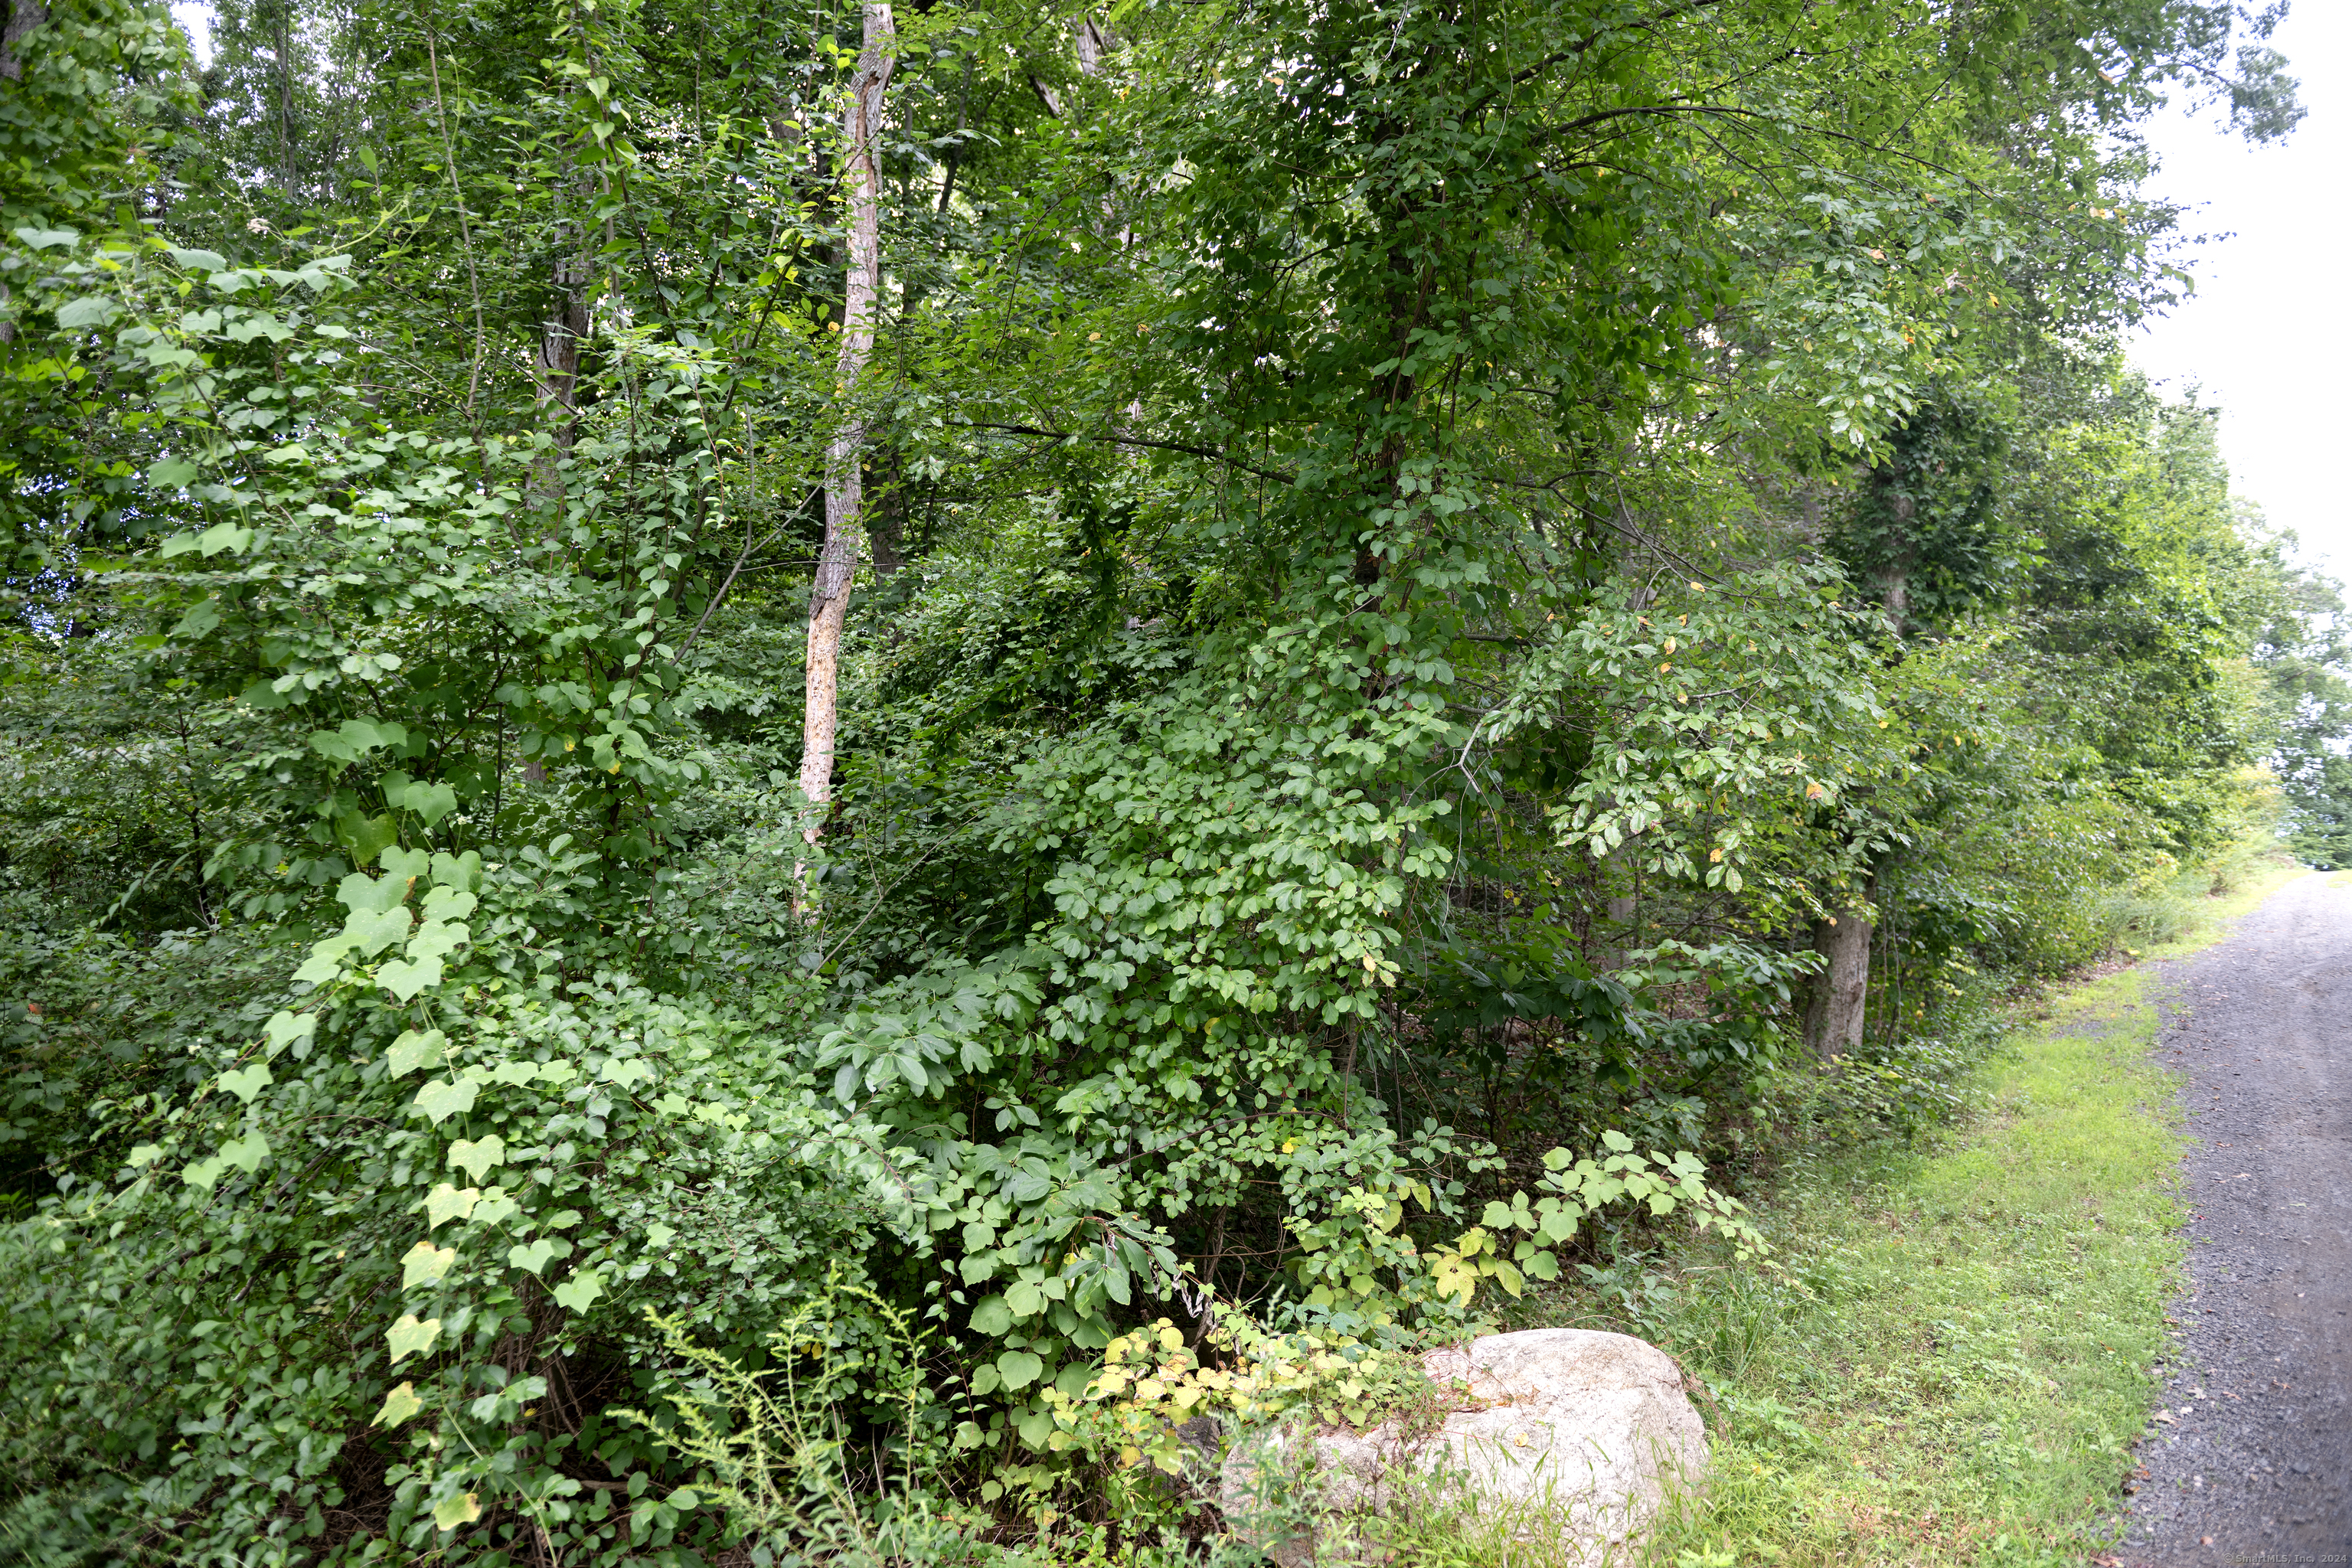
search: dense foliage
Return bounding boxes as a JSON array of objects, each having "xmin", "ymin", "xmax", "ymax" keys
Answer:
[{"xmin": 0, "ymin": 0, "xmax": 2339, "ymax": 1560}]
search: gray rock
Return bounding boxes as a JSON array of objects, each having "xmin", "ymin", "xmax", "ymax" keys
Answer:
[{"xmin": 1222, "ymin": 1328, "xmax": 1708, "ymax": 1566}]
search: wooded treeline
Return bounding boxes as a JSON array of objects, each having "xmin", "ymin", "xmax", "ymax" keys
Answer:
[{"xmin": 1, "ymin": 0, "xmax": 2344, "ymax": 1560}]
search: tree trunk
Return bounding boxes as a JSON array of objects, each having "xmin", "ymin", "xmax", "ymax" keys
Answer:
[
  {"xmin": 798, "ymin": 0, "xmax": 893, "ymax": 844},
  {"xmin": 528, "ymin": 245, "xmax": 592, "ymax": 497},
  {"xmin": 1804, "ymin": 888, "xmax": 1874, "ymax": 1059},
  {"xmin": 1, "ymin": 0, "xmax": 47, "ymax": 83}
]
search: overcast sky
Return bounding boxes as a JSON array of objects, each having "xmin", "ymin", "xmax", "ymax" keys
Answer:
[{"xmin": 2133, "ymin": 4, "xmax": 2352, "ymax": 582}]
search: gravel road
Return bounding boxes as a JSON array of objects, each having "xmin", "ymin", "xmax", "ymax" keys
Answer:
[{"xmin": 2118, "ymin": 873, "xmax": 2352, "ymax": 1564}]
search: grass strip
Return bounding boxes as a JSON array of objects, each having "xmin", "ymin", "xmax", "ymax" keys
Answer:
[{"xmin": 1636, "ymin": 865, "xmax": 2308, "ymax": 1566}]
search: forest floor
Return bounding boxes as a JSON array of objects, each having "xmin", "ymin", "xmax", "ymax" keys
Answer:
[
  {"xmin": 2116, "ymin": 872, "xmax": 2352, "ymax": 1562},
  {"xmin": 1631, "ymin": 863, "xmax": 2341, "ymax": 1567}
]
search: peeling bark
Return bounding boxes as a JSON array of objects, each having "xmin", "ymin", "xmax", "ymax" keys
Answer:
[{"xmin": 798, "ymin": 1, "xmax": 894, "ymax": 844}]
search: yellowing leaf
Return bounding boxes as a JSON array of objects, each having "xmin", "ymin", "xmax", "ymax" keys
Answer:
[
  {"xmin": 386, "ymin": 1028, "xmax": 446, "ymax": 1076},
  {"xmin": 385, "ymin": 1314, "xmax": 440, "ymax": 1366},
  {"xmin": 373, "ymin": 1381, "xmax": 423, "ymax": 1427},
  {"xmin": 447, "ymin": 1135, "xmax": 505, "ymax": 1181},
  {"xmin": 425, "ymin": 1183, "xmax": 479, "ymax": 1227},
  {"xmin": 410, "ymin": 1078, "xmax": 479, "ymax": 1125},
  {"xmin": 433, "ymin": 1493, "xmax": 482, "ymax": 1530},
  {"xmin": 217, "ymin": 1063, "xmax": 273, "ymax": 1104},
  {"xmin": 401, "ymin": 1240, "xmax": 458, "ymax": 1289}
]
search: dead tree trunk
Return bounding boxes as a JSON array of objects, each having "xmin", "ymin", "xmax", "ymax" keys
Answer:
[{"xmin": 798, "ymin": 0, "xmax": 893, "ymax": 844}]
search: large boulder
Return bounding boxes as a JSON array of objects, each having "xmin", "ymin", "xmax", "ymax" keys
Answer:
[{"xmin": 1220, "ymin": 1328, "xmax": 1708, "ymax": 1566}]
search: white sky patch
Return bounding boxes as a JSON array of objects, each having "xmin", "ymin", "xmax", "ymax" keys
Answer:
[
  {"xmin": 170, "ymin": 0, "xmax": 215, "ymax": 66},
  {"xmin": 2134, "ymin": 3, "xmax": 2352, "ymax": 577}
]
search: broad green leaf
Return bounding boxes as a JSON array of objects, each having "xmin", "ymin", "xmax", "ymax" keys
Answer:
[
  {"xmin": 337, "ymin": 870, "xmax": 410, "ymax": 914},
  {"xmin": 217, "ymin": 1063, "xmax": 272, "ymax": 1104},
  {"xmin": 146, "ymin": 457, "xmax": 199, "ymax": 489},
  {"xmin": 447, "ymin": 1135, "xmax": 505, "ymax": 1180},
  {"xmin": 969, "ymin": 1294, "xmax": 1013, "ymax": 1334},
  {"xmin": 219, "ymin": 1133, "xmax": 269, "ymax": 1174},
  {"xmin": 54, "ymin": 295, "xmax": 120, "ymax": 328},
  {"xmin": 645, "ymin": 1223, "xmax": 677, "ymax": 1249},
  {"xmin": 425, "ymin": 1184, "xmax": 479, "ymax": 1227},
  {"xmin": 386, "ymin": 1029, "xmax": 447, "ymax": 1076},
  {"xmin": 343, "ymin": 905, "xmax": 413, "ymax": 958},
  {"xmin": 194, "ymin": 521, "xmax": 250, "ymax": 557},
  {"xmin": 406, "ymin": 920, "xmax": 470, "ymax": 965},
  {"xmin": 472, "ymin": 1190, "xmax": 520, "ymax": 1227},
  {"xmin": 995, "ymin": 1351, "xmax": 1044, "ymax": 1390},
  {"xmin": 263, "ymin": 1011, "xmax": 315, "ymax": 1054},
  {"xmin": 598, "ymin": 1056, "xmax": 653, "ymax": 1088},
  {"xmin": 181, "ymin": 1158, "xmax": 225, "ymax": 1191},
  {"xmin": 433, "ymin": 1493, "xmax": 481, "ymax": 1530},
  {"xmin": 388, "ymin": 776, "xmax": 459, "ymax": 827},
  {"xmin": 166, "ymin": 247, "xmax": 229, "ymax": 272},
  {"xmin": 169, "ymin": 599, "xmax": 221, "ymax": 639},
  {"xmin": 401, "ymin": 1240, "xmax": 458, "ymax": 1288},
  {"xmin": 550, "ymin": 1268, "xmax": 604, "ymax": 1313},
  {"xmin": 14, "ymin": 226, "xmax": 77, "ymax": 250},
  {"xmin": 381, "ymin": 845, "xmax": 431, "ymax": 881},
  {"xmin": 334, "ymin": 813, "xmax": 400, "ymax": 867},
  {"xmin": 377, "ymin": 956, "xmax": 443, "ymax": 1002},
  {"xmin": 508, "ymin": 1237, "xmax": 571, "ymax": 1276},
  {"xmin": 430, "ymin": 850, "xmax": 483, "ymax": 891},
  {"xmin": 373, "ymin": 1381, "xmax": 423, "ymax": 1427},
  {"xmin": 385, "ymin": 1314, "xmax": 439, "ymax": 1365},
  {"xmin": 410, "ymin": 1078, "xmax": 478, "ymax": 1125}
]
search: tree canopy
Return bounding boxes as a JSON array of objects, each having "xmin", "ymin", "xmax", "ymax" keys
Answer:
[{"xmin": 0, "ymin": 0, "xmax": 2338, "ymax": 1560}]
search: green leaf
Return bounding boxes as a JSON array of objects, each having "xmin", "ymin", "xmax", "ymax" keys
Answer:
[
  {"xmin": 410, "ymin": 1078, "xmax": 479, "ymax": 1125},
  {"xmin": 263, "ymin": 1011, "xmax": 315, "ymax": 1055},
  {"xmin": 53, "ymin": 295, "xmax": 120, "ymax": 328},
  {"xmin": 406, "ymin": 920, "xmax": 470, "ymax": 965},
  {"xmin": 430, "ymin": 850, "xmax": 484, "ymax": 891},
  {"xmin": 995, "ymin": 1351, "xmax": 1044, "ymax": 1390},
  {"xmin": 147, "ymin": 456, "xmax": 199, "ymax": 489},
  {"xmin": 387, "ymin": 776, "xmax": 459, "ymax": 827},
  {"xmin": 194, "ymin": 521, "xmax": 250, "ymax": 557},
  {"xmin": 219, "ymin": 1133, "xmax": 269, "ymax": 1175},
  {"xmin": 337, "ymin": 869, "xmax": 412, "ymax": 914},
  {"xmin": 645, "ymin": 1222, "xmax": 676, "ymax": 1249},
  {"xmin": 377, "ymin": 955, "xmax": 443, "ymax": 1002},
  {"xmin": 167, "ymin": 247, "xmax": 229, "ymax": 272},
  {"xmin": 425, "ymin": 1183, "xmax": 479, "ymax": 1227},
  {"xmin": 386, "ymin": 1028, "xmax": 447, "ymax": 1076},
  {"xmin": 12, "ymin": 226, "xmax": 77, "ymax": 250},
  {"xmin": 550, "ymin": 1268, "xmax": 604, "ymax": 1312},
  {"xmin": 217, "ymin": 1063, "xmax": 273, "ymax": 1104},
  {"xmin": 385, "ymin": 1314, "xmax": 440, "ymax": 1365},
  {"xmin": 447, "ymin": 1135, "xmax": 505, "ymax": 1181},
  {"xmin": 341, "ymin": 906, "xmax": 412, "ymax": 958},
  {"xmin": 334, "ymin": 812, "xmax": 400, "ymax": 867},
  {"xmin": 373, "ymin": 1381, "xmax": 423, "ymax": 1428},
  {"xmin": 169, "ymin": 599, "xmax": 221, "ymax": 639},
  {"xmin": 969, "ymin": 1294, "xmax": 1014, "ymax": 1335},
  {"xmin": 401, "ymin": 1240, "xmax": 458, "ymax": 1288},
  {"xmin": 509, "ymin": 1237, "xmax": 570, "ymax": 1276}
]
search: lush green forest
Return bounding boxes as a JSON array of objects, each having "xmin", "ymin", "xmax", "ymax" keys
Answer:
[{"xmin": 2, "ymin": 0, "xmax": 2346, "ymax": 1560}]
